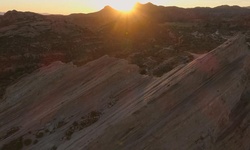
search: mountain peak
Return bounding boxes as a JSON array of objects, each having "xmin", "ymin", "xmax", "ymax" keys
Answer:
[
  {"xmin": 134, "ymin": 2, "xmax": 158, "ymax": 10},
  {"xmin": 101, "ymin": 5, "xmax": 116, "ymax": 12},
  {"xmin": 4, "ymin": 10, "xmax": 18, "ymax": 16},
  {"xmin": 145, "ymin": 2, "xmax": 155, "ymax": 6}
]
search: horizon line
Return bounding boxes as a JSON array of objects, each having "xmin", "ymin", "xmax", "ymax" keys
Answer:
[{"xmin": 0, "ymin": 3, "xmax": 249, "ymax": 16}]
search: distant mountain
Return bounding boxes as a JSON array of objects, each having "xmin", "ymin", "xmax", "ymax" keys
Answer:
[
  {"xmin": 132, "ymin": 3, "xmax": 250, "ymax": 22},
  {"xmin": 63, "ymin": 5, "xmax": 122, "ymax": 30},
  {"xmin": 0, "ymin": 12, "xmax": 5, "ymax": 15},
  {"xmin": 65, "ymin": 3, "xmax": 250, "ymax": 27},
  {"xmin": 1, "ymin": 10, "xmax": 45, "ymax": 25},
  {"xmin": 40, "ymin": 13, "xmax": 51, "ymax": 15}
]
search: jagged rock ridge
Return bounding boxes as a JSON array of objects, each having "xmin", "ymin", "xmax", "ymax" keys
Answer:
[{"xmin": 0, "ymin": 34, "xmax": 249, "ymax": 150}]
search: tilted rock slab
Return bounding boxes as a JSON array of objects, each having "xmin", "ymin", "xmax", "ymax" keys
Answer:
[{"xmin": 0, "ymin": 34, "xmax": 249, "ymax": 150}]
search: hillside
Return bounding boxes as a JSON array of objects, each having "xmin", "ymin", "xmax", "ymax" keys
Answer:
[
  {"xmin": 0, "ymin": 34, "xmax": 249, "ymax": 150},
  {"xmin": 0, "ymin": 3, "xmax": 250, "ymax": 150},
  {"xmin": 0, "ymin": 10, "xmax": 102, "ymax": 98}
]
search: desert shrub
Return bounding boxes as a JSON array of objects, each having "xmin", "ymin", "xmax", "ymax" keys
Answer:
[
  {"xmin": 2, "ymin": 126, "xmax": 20, "ymax": 139},
  {"xmin": 23, "ymin": 138, "xmax": 32, "ymax": 146},
  {"xmin": 33, "ymin": 139, "xmax": 38, "ymax": 144},
  {"xmin": 57, "ymin": 121, "xmax": 66, "ymax": 128},
  {"xmin": 1, "ymin": 136, "xmax": 23, "ymax": 150},
  {"xmin": 35, "ymin": 132, "xmax": 44, "ymax": 138},
  {"xmin": 51, "ymin": 145, "xmax": 57, "ymax": 150}
]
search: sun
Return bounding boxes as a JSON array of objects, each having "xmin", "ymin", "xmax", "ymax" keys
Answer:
[{"xmin": 109, "ymin": 0, "xmax": 137, "ymax": 13}]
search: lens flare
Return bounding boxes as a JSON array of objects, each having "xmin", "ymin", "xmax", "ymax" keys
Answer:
[{"xmin": 109, "ymin": 0, "xmax": 137, "ymax": 13}]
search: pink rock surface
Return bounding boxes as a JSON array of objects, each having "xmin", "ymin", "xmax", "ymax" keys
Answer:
[{"xmin": 0, "ymin": 34, "xmax": 249, "ymax": 150}]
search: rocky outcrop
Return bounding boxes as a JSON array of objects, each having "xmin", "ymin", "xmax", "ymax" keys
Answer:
[{"xmin": 0, "ymin": 34, "xmax": 249, "ymax": 150}]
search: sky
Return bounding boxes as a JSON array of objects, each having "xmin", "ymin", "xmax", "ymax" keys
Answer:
[{"xmin": 0, "ymin": 0, "xmax": 249, "ymax": 15}]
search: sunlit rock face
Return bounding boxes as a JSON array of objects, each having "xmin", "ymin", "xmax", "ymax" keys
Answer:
[{"xmin": 0, "ymin": 34, "xmax": 249, "ymax": 150}]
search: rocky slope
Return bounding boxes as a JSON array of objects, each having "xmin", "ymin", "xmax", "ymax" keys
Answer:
[
  {"xmin": 0, "ymin": 34, "xmax": 249, "ymax": 150},
  {"xmin": 1, "ymin": 4, "xmax": 250, "ymax": 101},
  {"xmin": 0, "ymin": 10, "xmax": 102, "ymax": 99}
]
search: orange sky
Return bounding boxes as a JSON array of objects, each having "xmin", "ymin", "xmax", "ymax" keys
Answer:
[{"xmin": 0, "ymin": 0, "xmax": 249, "ymax": 15}]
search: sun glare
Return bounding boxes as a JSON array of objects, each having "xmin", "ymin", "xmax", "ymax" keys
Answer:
[{"xmin": 109, "ymin": 0, "xmax": 137, "ymax": 13}]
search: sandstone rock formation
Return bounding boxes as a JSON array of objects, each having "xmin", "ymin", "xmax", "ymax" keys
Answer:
[{"xmin": 0, "ymin": 34, "xmax": 249, "ymax": 150}]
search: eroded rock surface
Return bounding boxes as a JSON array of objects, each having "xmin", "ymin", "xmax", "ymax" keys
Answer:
[{"xmin": 0, "ymin": 34, "xmax": 249, "ymax": 150}]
